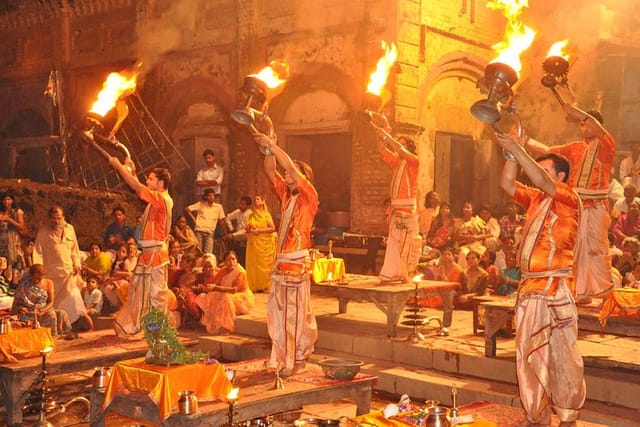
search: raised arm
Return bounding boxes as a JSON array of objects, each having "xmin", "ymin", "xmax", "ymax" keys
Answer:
[
  {"xmin": 109, "ymin": 157, "xmax": 143, "ymax": 193},
  {"xmin": 254, "ymin": 133, "xmax": 305, "ymax": 185},
  {"xmin": 495, "ymin": 133, "xmax": 556, "ymax": 197}
]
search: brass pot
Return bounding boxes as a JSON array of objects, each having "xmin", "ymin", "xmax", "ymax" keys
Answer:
[
  {"xmin": 92, "ymin": 367, "xmax": 111, "ymax": 389},
  {"xmin": 425, "ymin": 406, "xmax": 450, "ymax": 427},
  {"xmin": 178, "ymin": 390, "xmax": 198, "ymax": 415}
]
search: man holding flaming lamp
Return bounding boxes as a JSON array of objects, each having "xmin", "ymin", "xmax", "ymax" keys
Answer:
[
  {"xmin": 495, "ymin": 130, "xmax": 585, "ymax": 427},
  {"xmin": 363, "ymin": 41, "xmax": 421, "ymax": 283},
  {"xmin": 525, "ymin": 41, "xmax": 615, "ymax": 301},
  {"xmin": 86, "ymin": 67, "xmax": 174, "ymax": 337},
  {"xmin": 232, "ymin": 62, "xmax": 318, "ymax": 377}
]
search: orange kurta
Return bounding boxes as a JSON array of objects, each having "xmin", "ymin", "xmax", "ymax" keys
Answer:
[
  {"xmin": 514, "ymin": 181, "xmax": 580, "ymax": 297},
  {"xmin": 272, "ymin": 174, "xmax": 318, "ymax": 253},
  {"xmin": 551, "ymin": 134, "xmax": 615, "ymax": 297},
  {"xmin": 267, "ymin": 173, "xmax": 318, "ymax": 376}
]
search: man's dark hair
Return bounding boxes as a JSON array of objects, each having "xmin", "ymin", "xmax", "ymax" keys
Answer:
[
  {"xmin": 151, "ymin": 167, "xmax": 171, "ymax": 190},
  {"xmin": 240, "ymin": 195, "xmax": 252, "ymax": 206},
  {"xmin": 202, "ymin": 149, "xmax": 215, "ymax": 157},
  {"xmin": 399, "ymin": 136, "xmax": 417, "ymax": 155},
  {"xmin": 112, "ymin": 205, "xmax": 125, "ymax": 215},
  {"xmin": 586, "ymin": 109, "xmax": 604, "ymax": 125},
  {"xmin": 203, "ymin": 188, "xmax": 216, "ymax": 196},
  {"xmin": 536, "ymin": 152, "xmax": 571, "ymax": 183},
  {"xmin": 293, "ymin": 160, "xmax": 314, "ymax": 185},
  {"xmin": 49, "ymin": 205, "xmax": 64, "ymax": 217}
]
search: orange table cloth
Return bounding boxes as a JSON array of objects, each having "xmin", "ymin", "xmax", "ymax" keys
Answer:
[
  {"xmin": 0, "ymin": 327, "xmax": 54, "ymax": 363},
  {"xmin": 599, "ymin": 287, "xmax": 640, "ymax": 328},
  {"xmin": 103, "ymin": 357, "xmax": 233, "ymax": 421},
  {"xmin": 312, "ymin": 257, "xmax": 345, "ymax": 283}
]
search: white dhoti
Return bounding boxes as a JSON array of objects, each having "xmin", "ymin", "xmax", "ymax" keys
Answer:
[
  {"xmin": 266, "ymin": 251, "xmax": 317, "ymax": 376},
  {"xmin": 114, "ymin": 262, "xmax": 169, "ymax": 337},
  {"xmin": 380, "ymin": 204, "xmax": 421, "ymax": 282},
  {"xmin": 515, "ymin": 282, "xmax": 586, "ymax": 424},
  {"xmin": 574, "ymin": 203, "xmax": 612, "ymax": 298},
  {"xmin": 52, "ymin": 273, "xmax": 86, "ymax": 324}
]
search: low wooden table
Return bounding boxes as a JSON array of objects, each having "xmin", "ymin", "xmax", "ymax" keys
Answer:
[
  {"xmin": 312, "ymin": 275, "xmax": 459, "ymax": 337},
  {"xmin": 482, "ymin": 299, "xmax": 516, "ymax": 357},
  {"xmin": 91, "ymin": 358, "xmax": 378, "ymax": 426},
  {"xmin": 0, "ymin": 329, "xmax": 196, "ymax": 427}
]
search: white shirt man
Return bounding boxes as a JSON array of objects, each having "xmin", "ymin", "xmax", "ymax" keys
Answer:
[
  {"xmin": 196, "ymin": 149, "xmax": 224, "ymax": 197},
  {"xmin": 224, "ymin": 196, "xmax": 253, "ymax": 266},
  {"xmin": 619, "ymin": 143, "xmax": 640, "ymax": 189},
  {"xmin": 186, "ymin": 189, "xmax": 225, "ymax": 254}
]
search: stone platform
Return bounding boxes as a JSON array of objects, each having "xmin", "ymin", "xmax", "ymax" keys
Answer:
[{"xmin": 197, "ymin": 280, "xmax": 640, "ymax": 427}]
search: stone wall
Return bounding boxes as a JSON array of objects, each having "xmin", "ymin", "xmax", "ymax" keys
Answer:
[
  {"xmin": 1, "ymin": 0, "xmax": 640, "ymax": 237},
  {"xmin": 0, "ymin": 179, "xmax": 140, "ymax": 250}
]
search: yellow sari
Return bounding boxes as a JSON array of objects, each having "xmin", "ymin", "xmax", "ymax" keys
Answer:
[{"xmin": 246, "ymin": 206, "xmax": 276, "ymax": 292}]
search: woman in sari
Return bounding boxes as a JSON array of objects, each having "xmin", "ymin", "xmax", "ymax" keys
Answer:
[
  {"xmin": 11, "ymin": 264, "xmax": 71, "ymax": 336},
  {"xmin": 427, "ymin": 202, "xmax": 455, "ymax": 249},
  {"xmin": 196, "ymin": 251, "xmax": 254, "ymax": 334},
  {"xmin": 0, "ymin": 194, "xmax": 26, "ymax": 267},
  {"xmin": 172, "ymin": 215, "xmax": 200, "ymax": 256},
  {"xmin": 245, "ymin": 195, "xmax": 276, "ymax": 292}
]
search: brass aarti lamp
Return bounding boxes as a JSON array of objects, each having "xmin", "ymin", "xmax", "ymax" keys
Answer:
[{"xmin": 470, "ymin": 62, "xmax": 523, "ymax": 161}]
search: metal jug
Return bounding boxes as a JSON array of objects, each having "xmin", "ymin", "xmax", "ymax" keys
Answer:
[
  {"xmin": 92, "ymin": 366, "xmax": 111, "ymax": 389},
  {"xmin": 178, "ymin": 390, "xmax": 198, "ymax": 415},
  {"xmin": 425, "ymin": 405, "xmax": 451, "ymax": 427},
  {"xmin": 0, "ymin": 317, "xmax": 10, "ymax": 334}
]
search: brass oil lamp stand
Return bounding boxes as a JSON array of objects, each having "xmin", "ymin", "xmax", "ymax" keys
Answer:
[{"xmin": 401, "ymin": 276, "xmax": 443, "ymax": 342}]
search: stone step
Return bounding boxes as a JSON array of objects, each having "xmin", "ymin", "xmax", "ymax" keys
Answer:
[
  {"xmin": 199, "ymin": 333, "xmax": 640, "ymax": 426},
  {"xmin": 231, "ymin": 314, "xmax": 640, "ymax": 402}
]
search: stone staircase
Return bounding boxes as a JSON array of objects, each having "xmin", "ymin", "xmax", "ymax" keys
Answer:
[{"xmin": 198, "ymin": 295, "xmax": 640, "ymax": 426}]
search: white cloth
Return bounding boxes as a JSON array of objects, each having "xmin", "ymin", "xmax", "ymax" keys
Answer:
[
  {"xmin": 619, "ymin": 155, "xmax": 640, "ymax": 190},
  {"xmin": 612, "ymin": 196, "xmax": 640, "ymax": 213},
  {"xmin": 225, "ymin": 208, "xmax": 252, "ymax": 240},
  {"xmin": 196, "ymin": 164, "xmax": 224, "ymax": 195},
  {"xmin": 187, "ymin": 201, "xmax": 225, "ymax": 233},
  {"xmin": 33, "ymin": 223, "xmax": 86, "ymax": 323}
]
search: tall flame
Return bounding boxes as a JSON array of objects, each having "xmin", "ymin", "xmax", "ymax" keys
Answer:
[
  {"xmin": 90, "ymin": 71, "xmax": 138, "ymax": 117},
  {"xmin": 546, "ymin": 39, "xmax": 569, "ymax": 59},
  {"xmin": 487, "ymin": 0, "xmax": 536, "ymax": 75},
  {"xmin": 249, "ymin": 61, "xmax": 290, "ymax": 89},
  {"xmin": 366, "ymin": 41, "xmax": 398, "ymax": 96}
]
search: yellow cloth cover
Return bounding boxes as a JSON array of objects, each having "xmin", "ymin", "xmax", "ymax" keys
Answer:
[
  {"xmin": 312, "ymin": 258, "xmax": 345, "ymax": 283},
  {"xmin": 0, "ymin": 327, "xmax": 54, "ymax": 362},
  {"xmin": 599, "ymin": 287, "xmax": 640, "ymax": 327},
  {"xmin": 103, "ymin": 357, "xmax": 233, "ymax": 421}
]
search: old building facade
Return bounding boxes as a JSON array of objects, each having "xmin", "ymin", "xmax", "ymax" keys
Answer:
[{"xmin": 1, "ymin": 0, "xmax": 640, "ymax": 240}]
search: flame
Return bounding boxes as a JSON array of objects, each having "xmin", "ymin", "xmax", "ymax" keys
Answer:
[
  {"xmin": 227, "ymin": 387, "xmax": 239, "ymax": 401},
  {"xmin": 412, "ymin": 274, "xmax": 423, "ymax": 283},
  {"xmin": 546, "ymin": 39, "xmax": 569, "ymax": 59},
  {"xmin": 249, "ymin": 61, "xmax": 290, "ymax": 89},
  {"xmin": 90, "ymin": 70, "xmax": 138, "ymax": 117},
  {"xmin": 487, "ymin": 0, "xmax": 536, "ymax": 75},
  {"xmin": 366, "ymin": 41, "xmax": 398, "ymax": 96}
]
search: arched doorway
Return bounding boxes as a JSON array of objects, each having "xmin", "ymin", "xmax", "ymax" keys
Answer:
[{"xmin": 276, "ymin": 89, "xmax": 352, "ymax": 234}]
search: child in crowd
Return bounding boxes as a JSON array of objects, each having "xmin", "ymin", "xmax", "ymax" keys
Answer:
[{"xmin": 82, "ymin": 276, "xmax": 102, "ymax": 329}]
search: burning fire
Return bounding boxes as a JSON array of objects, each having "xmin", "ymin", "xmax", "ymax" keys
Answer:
[
  {"xmin": 249, "ymin": 61, "xmax": 290, "ymax": 89},
  {"xmin": 487, "ymin": 0, "xmax": 536, "ymax": 76},
  {"xmin": 412, "ymin": 274, "xmax": 424, "ymax": 283},
  {"xmin": 227, "ymin": 387, "xmax": 239, "ymax": 401},
  {"xmin": 366, "ymin": 41, "xmax": 398, "ymax": 96},
  {"xmin": 90, "ymin": 70, "xmax": 138, "ymax": 117},
  {"xmin": 546, "ymin": 39, "xmax": 569, "ymax": 59}
]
